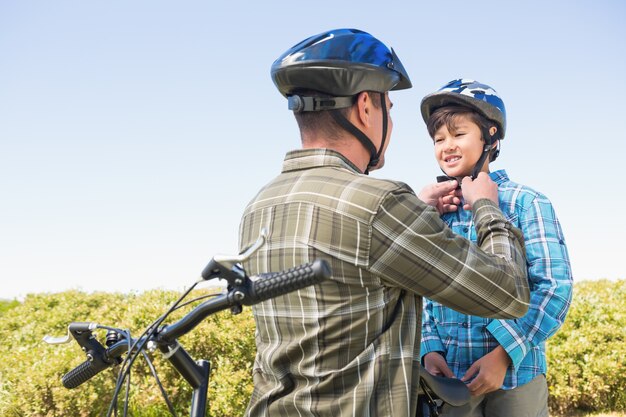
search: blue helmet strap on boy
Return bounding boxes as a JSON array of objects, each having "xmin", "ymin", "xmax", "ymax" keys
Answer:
[
  {"xmin": 469, "ymin": 126, "xmax": 500, "ymax": 179},
  {"xmin": 330, "ymin": 93, "xmax": 388, "ymax": 174}
]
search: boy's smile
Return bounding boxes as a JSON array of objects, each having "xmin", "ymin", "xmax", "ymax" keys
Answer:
[{"xmin": 433, "ymin": 115, "xmax": 489, "ymax": 178}]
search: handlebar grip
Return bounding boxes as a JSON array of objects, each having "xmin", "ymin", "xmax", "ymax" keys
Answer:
[
  {"xmin": 245, "ymin": 259, "xmax": 331, "ymax": 305},
  {"xmin": 62, "ymin": 358, "xmax": 110, "ymax": 389}
]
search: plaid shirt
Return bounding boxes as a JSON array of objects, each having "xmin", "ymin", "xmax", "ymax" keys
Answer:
[
  {"xmin": 239, "ymin": 150, "xmax": 529, "ymax": 417},
  {"xmin": 421, "ymin": 170, "xmax": 573, "ymax": 389}
]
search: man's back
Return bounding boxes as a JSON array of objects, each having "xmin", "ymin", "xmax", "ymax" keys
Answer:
[{"xmin": 240, "ymin": 149, "xmax": 424, "ymax": 416}]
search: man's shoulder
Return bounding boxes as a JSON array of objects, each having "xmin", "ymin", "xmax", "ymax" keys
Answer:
[
  {"xmin": 241, "ymin": 168, "xmax": 418, "ymax": 224},
  {"xmin": 284, "ymin": 163, "xmax": 415, "ymax": 195},
  {"xmin": 354, "ymin": 174, "xmax": 415, "ymax": 194},
  {"xmin": 279, "ymin": 148, "xmax": 414, "ymax": 195}
]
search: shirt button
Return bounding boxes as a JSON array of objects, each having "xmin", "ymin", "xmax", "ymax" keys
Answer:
[
  {"xmin": 463, "ymin": 227, "xmax": 469, "ymax": 233},
  {"xmin": 461, "ymin": 322, "xmax": 469, "ymax": 328}
]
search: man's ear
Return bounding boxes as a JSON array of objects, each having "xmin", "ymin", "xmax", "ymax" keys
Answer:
[{"xmin": 354, "ymin": 91, "xmax": 371, "ymax": 127}]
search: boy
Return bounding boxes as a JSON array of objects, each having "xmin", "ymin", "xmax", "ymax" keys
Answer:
[{"xmin": 419, "ymin": 79, "xmax": 573, "ymax": 417}]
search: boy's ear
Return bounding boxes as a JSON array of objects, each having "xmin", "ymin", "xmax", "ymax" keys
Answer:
[{"xmin": 489, "ymin": 126, "xmax": 498, "ymax": 137}]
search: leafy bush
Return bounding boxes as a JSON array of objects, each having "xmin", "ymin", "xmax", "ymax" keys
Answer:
[
  {"xmin": 547, "ymin": 279, "xmax": 626, "ymax": 415},
  {"xmin": 0, "ymin": 299, "xmax": 20, "ymax": 316},
  {"xmin": 0, "ymin": 290, "xmax": 255, "ymax": 417},
  {"xmin": 1, "ymin": 280, "xmax": 624, "ymax": 416}
]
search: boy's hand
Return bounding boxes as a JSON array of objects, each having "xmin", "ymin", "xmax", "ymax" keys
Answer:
[
  {"xmin": 461, "ymin": 346, "xmax": 511, "ymax": 396},
  {"xmin": 460, "ymin": 172, "xmax": 498, "ymax": 210},
  {"xmin": 418, "ymin": 180, "xmax": 462, "ymax": 214},
  {"xmin": 423, "ymin": 352, "xmax": 455, "ymax": 378}
]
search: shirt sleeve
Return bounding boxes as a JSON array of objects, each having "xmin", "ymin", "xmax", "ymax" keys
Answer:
[
  {"xmin": 369, "ymin": 191, "xmax": 530, "ymax": 319},
  {"xmin": 486, "ymin": 194, "xmax": 573, "ymax": 370}
]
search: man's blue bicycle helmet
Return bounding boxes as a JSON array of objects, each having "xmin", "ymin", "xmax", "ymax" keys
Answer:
[
  {"xmin": 272, "ymin": 28, "xmax": 412, "ymax": 99},
  {"xmin": 271, "ymin": 29, "xmax": 412, "ymax": 173}
]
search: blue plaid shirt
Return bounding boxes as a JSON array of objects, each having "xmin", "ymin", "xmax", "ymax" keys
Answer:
[{"xmin": 421, "ymin": 170, "xmax": 573, "ymax": 389}]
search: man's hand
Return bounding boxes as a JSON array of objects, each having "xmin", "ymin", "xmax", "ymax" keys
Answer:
[
  {"xmin": 460, "ymin": 173, "xmax": 498, "ymax": 210},
  {"xmin": 418, "ymin": 180, "xmax": 462, "ymax": 215},
  {"xmin": 423, "ymin": 352, "xmax": 455, "ymax": 378},
  {"xmin": 461, "ymin": 346, "xmax": 511, "ymax": 396}
]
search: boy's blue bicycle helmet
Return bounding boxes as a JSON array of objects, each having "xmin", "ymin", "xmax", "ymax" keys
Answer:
[
  {"xmin": 420, "ymin": 79, "xmax": 506, "ymax": 139},
  {"xmin": 271, "ymin": 29, "xmax": 412, "ymax": 173}
]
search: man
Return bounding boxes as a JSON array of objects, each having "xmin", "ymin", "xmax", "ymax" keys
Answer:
[{"xmin": 239, "ymin": 29, "xmax": 530, "ymax": 417}]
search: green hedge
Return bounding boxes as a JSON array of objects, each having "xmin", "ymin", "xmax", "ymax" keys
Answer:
[
  {"xmin": 547, "ymin": 280, "xmax": 626, "ymax": 415},
  {"xmin": 1, "ymin": 280, "xmax": 624, "ymax": 416},
  {"xmin": 0, "ymin": 290, "xmax": 255, "ymax": 417}
]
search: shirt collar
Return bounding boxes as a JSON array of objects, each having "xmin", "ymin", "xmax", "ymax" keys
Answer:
[{"xmin": 282, "ymin": 148, "xmax": 363, "ymax": 174}]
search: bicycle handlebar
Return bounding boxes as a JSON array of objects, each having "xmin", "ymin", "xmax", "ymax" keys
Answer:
[
  {"xmin": 245, "ymin": 259, "xmax": 331, "ymax": 305},
  {"xmin": 59, "ymin": 259, "xmax": 331, "ymax": 390},
  {"xmin": 63, "ymin": 356, "xmax": 112, "ymax": 389}
]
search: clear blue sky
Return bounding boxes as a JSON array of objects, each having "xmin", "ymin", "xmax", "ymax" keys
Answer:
[{"xmin": 1, "ymin": 0, "xmax": 624, "ymax": 299}]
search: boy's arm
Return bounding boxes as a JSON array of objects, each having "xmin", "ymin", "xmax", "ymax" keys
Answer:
[{"xmin": 486, "ymin": 195, "xmax": 573, "ymax": 370}]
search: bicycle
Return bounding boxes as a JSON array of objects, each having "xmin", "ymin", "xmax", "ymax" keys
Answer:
[
  {"xmin": 45, "ymin": 228, "xmax": 469, "ymax": 417},
  {"xmin": 44, "ymin": 229, "xmax": 330, "ymax": 416}
]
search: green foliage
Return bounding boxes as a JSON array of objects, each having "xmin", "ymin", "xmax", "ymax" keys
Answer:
[
  {"xmin": 0, "ymin": 299, "xmax": 20, "ymax": 316},
  {"xmin": 547, "ymin": 280, "xmax": 626, "ymax": 415},
  {"xmin": 1, "ymin": 281, "xmax": 624, "ymax": 416},
  {"xmin": 0, "ymin": 290, "xmax": 255, "ymax": 417}
]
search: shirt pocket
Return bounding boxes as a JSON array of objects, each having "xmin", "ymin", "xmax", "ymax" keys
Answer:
[{"xmin": 431, "ymin": 303, "xmax": 460, "ymax": 341}]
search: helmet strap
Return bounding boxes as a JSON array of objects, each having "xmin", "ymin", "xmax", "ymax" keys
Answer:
[
  {"xmin": 490, "ymin": 140, "xmax": 501, "ymax": 162},
  {"xmin": 289, "ymin": 95, "xmax": 355, "ymax": 112},
  {"xmin": 470, "ymin": 127, "xmax": 500, "ymax": 179},
  {"xmin": 330, "ymin": 93, "xmax": 387, "ymax": 175},
  {"xmin": 373, "ymin": 93, "xmax": 388, "ymax": 171}
]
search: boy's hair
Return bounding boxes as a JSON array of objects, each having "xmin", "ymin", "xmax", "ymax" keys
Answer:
[
  {"xmin": 294, "ymin": 90, "xmax": 382, "ymax": 142},
  {"xmin": 426, "ymin": 105, "xmax": 495, "ymax": 141}
]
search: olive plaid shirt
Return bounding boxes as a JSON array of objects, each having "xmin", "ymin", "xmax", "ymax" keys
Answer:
[{"xmin": 239, "ymin": 149, "xmax": 529, "ymax": 417}]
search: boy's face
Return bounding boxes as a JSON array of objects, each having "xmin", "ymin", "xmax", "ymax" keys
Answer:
[{"xmin": 432, "ymin": 114, "xmax": 487, "ymax": 178}]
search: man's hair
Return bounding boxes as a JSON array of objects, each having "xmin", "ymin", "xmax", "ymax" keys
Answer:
[
  {"xmin": 293, "ymin": 90, "xmax": 382, "ymax": 142},
  {"xmin": 426, "ymin": 105, "xmax": 494, "ymax": 140}
]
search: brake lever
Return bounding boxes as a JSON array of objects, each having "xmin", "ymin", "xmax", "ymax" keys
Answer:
[
  {"xmin": 43, "ymin": 322, "xmax": 99, "ymax": 345},
  {"xmin": 213, "ymin": 227, "xmax": 267, "ymax": 269},
  {"xmin": 201, "ymin": 228, "xmax": 267, "ymax": 281},
  {"xmin": 43, "ymin": 332, "xmax": 73, "ymax": 345}
]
